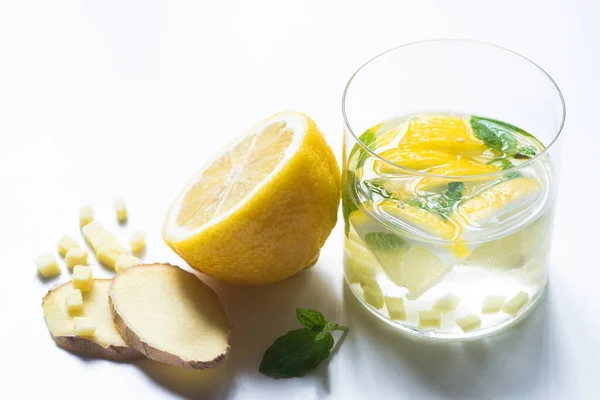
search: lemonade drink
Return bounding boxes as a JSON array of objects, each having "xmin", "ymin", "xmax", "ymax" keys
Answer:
[{"xmin": 343, "ymin": 113, "xmax": 553, "ymax": 337}]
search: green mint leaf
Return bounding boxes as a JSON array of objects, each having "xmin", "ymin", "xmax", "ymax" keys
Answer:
[
  {"xmin": 363, "ymin": 180, "xmax": 397, "ymax": 200},
  {"xmin": 471, "ymin": 115, "xmax": 534, "ymax": 139},
  {"xmin": 500, "ymin": 158, "xmax": 515, "ymax": 170},
  {"xmin": 259, "ymin": 328, "xmax": 334, "ymax": 378},
  {"xmin": 428, "ymin": 181, "xmax": 465, "ymax": 220},
  {"xmin": 296, "ymin": 308, "xmax": 327, "ymax": 330},
  {"xmin": 260, "ymin": 310, "xmax": 349, "ymax": 378},
  {"xmin": 349, "ymin": 127, "xmax": 378, "ymax": 169},
  {"xmin": 364, "ymin": 232, "xmax": 409, "ymax": 253},
  {"xmin": 516, "ymin": 145, "xmax": 537, "ymax": 158},
  {"xmin": 470, "ymin": 117, "xmax": 504, "ymax": 152},
  {"xmin": 342, "ymin": 171, "xmax": 358, "ymax": 237}
]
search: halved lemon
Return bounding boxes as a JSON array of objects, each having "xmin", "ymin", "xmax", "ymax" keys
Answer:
[{"xmin": 162, "ymin": 111, "xmax": 341, "ymax": 284}]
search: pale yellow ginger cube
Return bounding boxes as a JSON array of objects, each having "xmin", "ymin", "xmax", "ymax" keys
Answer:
[
  {"xmin": 79, "ymin": 206, "xmax": 94, "ymax": 227},
  {"xmin": 65, "ymin": 289, "xmax": 83, "ymax": 315},
  {"xmin": 97, "ymin": 246, "xmax": 124, "ymax": 270},
  {"xmin": 385, "ymin": 296, "xmax": 406, "ymax": 320},
  {"xmin": 503, "ymin": 291, "xmax": 530, "ymax": 315},
  {"xmin": 482, "ymin": 295, "xmax": 506, "ymax": 314},
  {"xmin": 433, "ymin": 293, "xmax": 460, "ymax": 314},
  {"xmin": 361, "ymin": 281, "xmax": 384, "ymax": 309},
  {"xmin": 114, "ymin": 198, "xmax": 127, "ymax": 223},
  {"xmin": 456, "ymin": 315, "xmax": 481, "ymax": 332},
  {"xmin": 115, "ymin": 254, "xmax": 140, "ymax": 273},
  {"xmin": 418, "ymin": 310, "xmax": 441, "ymax": 328},
  {"xmin": 65, "ymin": 248, "xmax": 88, "ymax": 270},
  {"xmin": 57, "ymin": 235, "xmax": 79, "ymax": 257},
  {"xmin": 129, "ymin": 231, "xmax": 146, "ymax": 254},
  {"xmin": 73, "ymin": 317, "xmax": 96, "ymax": 337},
  {"xmin": 34, "ymin": 253, "xmax": 61, "ymax": 278},
  {"xmin": 82, "ymin": 221, "xmax": 128, "ymax": 254},
  {"xmin": 73, "ymin": 265, "xmax": 93, "ymax": 292}
]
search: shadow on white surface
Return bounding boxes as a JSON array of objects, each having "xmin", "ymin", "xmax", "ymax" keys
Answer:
[
  {"xmin": 342, "ymin": 283, "xmax": 552, "ymax": 399},
  {"xmin": 137, "ymin": 358, "xmax": 234, "ymax": 400}
]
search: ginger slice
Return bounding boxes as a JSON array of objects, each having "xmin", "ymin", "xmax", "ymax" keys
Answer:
[
  {"xmin": 109, "ymin": 263, "xmax": 231, "ymax": 369},
  {"xmin": 42, "ymin": 279, "xmax": 141, "ymax": 361}
]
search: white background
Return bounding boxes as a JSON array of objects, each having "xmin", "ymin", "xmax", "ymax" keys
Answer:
[{"xmin": 0, "ymin": 1, "xmax": 598, "ymax": 399}]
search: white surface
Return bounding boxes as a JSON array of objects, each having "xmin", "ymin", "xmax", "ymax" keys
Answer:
[{"xmin": 0, "ymin": 1, "xmax": 598, "ymax": 399}]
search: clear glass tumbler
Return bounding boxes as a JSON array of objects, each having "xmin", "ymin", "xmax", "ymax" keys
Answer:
[{"xmin": 342, "ymin": 40, "xmax": 565, "ymax": 339}]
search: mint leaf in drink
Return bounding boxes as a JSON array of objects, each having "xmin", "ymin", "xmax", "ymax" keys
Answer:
[
  {"xmin": 429, "ymin": 182, "xmax": 465, "ymax": 220},
  {"xmin": 515, "ymin": 145, "xmax": 537, "ymax": 159},
  {"xmin": 470, "ymin": 117, "xmax": 504, "ymax": 152},
  {"xmin": 260, "ymin": 310, "xmax": 348, "ymax": 378},
  {"xmin": 363, "ymin": 179, "xmax": 397, "ymax": 200},
  {"xmin": 350, "ymin": 126, "xmax": 378, "ymax": 169},
  {"xmin": 499, "ymin": 159, "xmax": 523, "ymax": 179},
  {"xmin": 296, "ymin": 308, "xmax": 327, "ymax": 330},
  {"xmin": 342, "ymin": 171, "xmax": 359, "ymax": 237}
]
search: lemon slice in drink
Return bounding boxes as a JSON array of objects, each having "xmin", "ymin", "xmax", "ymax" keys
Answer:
[
  {"xmin": 399, "ymin": 115, "xmax": 487, "ymax": 154},
  {"xmin": 162, "ymin": 112, "xmax": 340, "ymax": 284},
  {"xmin": 349, "ymin": 202, "xmax": 468, "ymax": 299},
  {"xmin": 457, "ymin": 177, "xmax": 541, "ymax": 227}
]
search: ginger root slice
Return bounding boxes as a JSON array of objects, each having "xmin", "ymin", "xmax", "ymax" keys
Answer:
[
  {"xmin": 42, "ymin": 279, "xmax": 141, "ymax": 361},
  {"xmin": 109, "ymin": 263, "xmax": 231, "ymax": 369}
]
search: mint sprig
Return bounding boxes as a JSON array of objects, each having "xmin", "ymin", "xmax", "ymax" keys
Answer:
[
  {"xmin": 411, "ymin": 182, "xmax": 465, "ymax": 220},
  {"xmin": 259, "ymin": 309, "xmax": 348, "ymax": 378}
]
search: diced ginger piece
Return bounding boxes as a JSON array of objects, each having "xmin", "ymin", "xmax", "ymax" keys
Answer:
[
  {"xmin": 65, "ymin": 290, "xmax": 83, "ymax": 315},
  {"xmin": 503, "ymin": 291, "xmax": 529, "ymax": 315},
  {"xmin": 129, "ymin": 231, "xmax": 146, "ymax": 254},
  {"xmin": 115, "ymin": 254, "xmax": 140, "ymax": 273},
  {"xmin": 418, "ymin": 310, "xmax": 441, "ymax": 328},
  {"xmin": 82, "ymin": 221, "xmax": 128, "ymax": 254},
  {"xmin": 65, "ymin": 248, "xmax": 88, "ymax": 270},
  {"xmin": 384, "ymin": 296, "xmax": 406, "ymax": 320},
  {"xmin": 57, "ymin": 235, "xmax": 79, "ymax": 257},
  {"xmin": 73, "ymin": 265, "xmax": 93, "ymax": 292},
  {"xmin": 456, "ymin": 314, "xmax": 481, "ymax": 332},
  {"xmin": 34, "ymin": 253, "xmax": 61, "ymax": 278},
  {"xmin": 97, "ymin": 246, "xmax": 124, "ymax": 270},
  {"xmin": 361, "ymin": 281, "xmax": 384, "ymax": 309},
  {"xmin": 482, "ymin": 295, "xmax": 506, "ymax": 314},
  {"xmin": 432, "ymin": 293, "xmax": 460, "ymax": 314},
  {"xmin": 73, "ymin": 317, "xmax": 96, "ymax": 337},
  {"xmin": 79, "ymin": 206, "xmax": 94, "ymax": 227},
  {"xmin": 114, "ymin": 198, "xmax": 127, "ymax": 223}
]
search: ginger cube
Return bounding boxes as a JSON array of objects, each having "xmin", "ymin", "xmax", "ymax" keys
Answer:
[
  {"xmin": 385, "ymin": 296, "xmax": 406, "ymax": 320},
  {"xmin": 114, "ymin": 198, "xmax": 127, "ymax": 223},
  {"xmin": 456, "ymin": 315, "xmax": 481, "ymax": 332},
  {"xmin": 65, "ymin": 248, "xmax": 88, "ymax": 270},
  {"xmin": 65, "ymin": 290, "xmax": 83, "ymax": 315},
  {"xmin": 115, "ymin": 254, "xmax": 140, "ymax": 273},
  {"xmin": 433, "ymin": 293, "xmax": 460, "ymax": 314},
  {"xmin": 82, "ymin": 221, "xmax": 128, "ymax": 254},
  {"xmin": 504, "ymin": 291, "xmax": 530, "ymax": 315},
  {"xmin": 482, "ymin": 295, "xmax": 506, "ymax": 314},
  {"xmin": 73, "ymin": 317, "xmax": 96, "ymax": 337},
  {"xmin": 97, "ymin": 246, "xmax": 124, "ymax": 270},
  {"xmin": 34, "ymin": 253, "xmax": 61, "ymax": 278},
  {"xmin": 73, "ymin": 265, "xmax": 93, "ymax": 292},
  {"xmin": 79, "ymin": 206, "xmax": 94, "ymax": 227},
  {"xmin": 418, "ymin": 310, "xmax": 441, "ymax": 328},
  {"xmin": 361, "ymin": 281, "xmax": 384, "ymax": 309},
  {"xmin": 129, "ymin": 231, "xmax": 146, "ymax": 254},
  {"xmin": 57, "ymin": 235, "xmax": 79, "ymax": 257}
]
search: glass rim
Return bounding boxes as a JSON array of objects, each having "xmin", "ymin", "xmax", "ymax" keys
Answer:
[{"xmin": 341, "ymin": 39, "xmax": 566, "ymax": 179}]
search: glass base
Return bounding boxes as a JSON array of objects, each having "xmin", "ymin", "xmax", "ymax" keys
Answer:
[{"xmin": 347, "ymin": 278, "xmax": 547, "ymax": 341}]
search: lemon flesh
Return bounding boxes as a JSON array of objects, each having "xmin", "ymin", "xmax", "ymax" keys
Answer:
[{"xmin": 163, "ymin": 112, "xmax": 340, "ymax": 285}]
